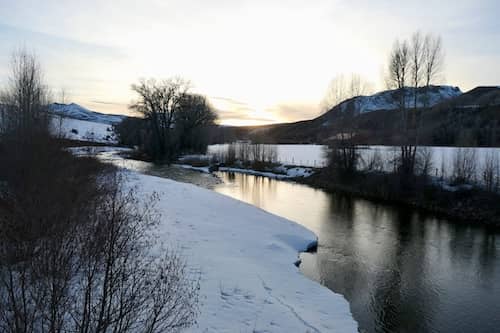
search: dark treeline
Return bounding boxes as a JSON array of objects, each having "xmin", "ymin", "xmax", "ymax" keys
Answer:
[
  {"xmin": 0, "ymin": 50, "xmax": 199, "ymax": 332},
  {"xmin": 115, "ymin": 78, "xmax": 216, "ymax": 163}
]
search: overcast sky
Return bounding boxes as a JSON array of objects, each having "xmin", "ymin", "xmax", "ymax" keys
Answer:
[{"xmin": 1, "ymin": 0, "xmax": 499, "ymax": 125}]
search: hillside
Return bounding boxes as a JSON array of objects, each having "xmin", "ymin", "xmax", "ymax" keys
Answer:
[
  {"xmin": 50, "ymin": 103, "xmax": 126, "ymax": 124},
  {"xmin": 49, "ymin": 103, "xmax": 126, "ymax": 143},
  {"xmin": 51, "ymin": 117, "xmax": 118, "ymax": 144},
  {"xmin": 212, "ymin": 86, "xmax": 500, "ymax": 147}
]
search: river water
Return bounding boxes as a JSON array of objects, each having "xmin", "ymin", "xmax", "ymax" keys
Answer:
[
  {"xmin": 212, "ymin": 172, "xmax": 500, "ymax": 333},
  {"xmin": 96, "ymin": 148, "xmax": 500, "ymax": 333}
]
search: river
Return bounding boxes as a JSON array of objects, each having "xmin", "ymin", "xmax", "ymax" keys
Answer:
[
  {"xmin": 97, "ymin": 148, "xmax": 500, "ymax": 333},
  {"xmin": 212, "ymin": 172, "xmax": 500, "ymax": 333}
]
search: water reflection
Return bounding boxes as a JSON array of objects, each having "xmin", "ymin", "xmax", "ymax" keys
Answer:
[{"xmin": 214, "ymin": 172, "xmax": 500, "ymax": 333}]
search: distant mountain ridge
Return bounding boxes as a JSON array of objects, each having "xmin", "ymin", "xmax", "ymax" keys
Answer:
[
  {"xmin": 49, "ymin": 103, "xmax": 126, "ymax": 125},
  {"xmin": 211, "ymin": 85, "xmax": 500, "ymax": 146},
  {"xmin": 319, "ymin": 85, "xmax": 462, "ymax": 124}
]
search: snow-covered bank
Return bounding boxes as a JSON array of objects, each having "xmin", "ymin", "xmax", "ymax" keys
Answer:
[
  {"xmin": 128, "ymin": 172, "xmax": 356, "ymax": 332},
  {"xmin": 176, "ymin": 164, "xmax": 315, "ymax": 179},
  {"xmin": 208, "ymin": 144, "xmax": 327, "ymax": 167}
]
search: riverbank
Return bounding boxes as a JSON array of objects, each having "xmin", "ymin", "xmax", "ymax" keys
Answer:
[
  {"xmin": 162, "ymin": 151, "xmax": 500, "ymax": 228},
  {"xmin": 176, "ymin": 163, "xmax": 315, "ymax": 179},
  {"xmin": 295, "ymin": 169, "xmax": 500, "ymax": 228},
  {"xmin": 125, "ymin": 170, "xmax": 357, "ymax": 332}
]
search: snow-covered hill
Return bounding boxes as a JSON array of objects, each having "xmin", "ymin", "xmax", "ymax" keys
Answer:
[
  {"xmin": 51, "ymin": 117, "xmax": 118, "ymax": 143},
  {"xmin": 48, "ymin": 103, "xmax": 126, "ymax": 143},
  {"xmin": 50, "ymin": 103, "xmax": 126, "ymax": 125},
  {"xmin": 336, "ymin": 85, "xmax": 462, "ymax": 115}
]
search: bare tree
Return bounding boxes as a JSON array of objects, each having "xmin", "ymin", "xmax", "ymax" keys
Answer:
[
  {"xmin": 327, "ymin": 132, "xmax": 359, "ymax": 178},
  {"xmin": 0, "ymin": 160, "xmax": 200, "ymax": 333},
  {"xmin": 69, "ymin": 178, "xmax": 200, "ymax": 333},
  {"xmin": 482, "ymin": 152, "xmax": 500, "ymax": 192},
  {"xmin": 387, "ymin": 32, "xmax": 445, "ymax": 179},
  {"xmin": 452, "ymin": 148, "xmax": 477, "ymax": 184},
  {"xmin": 423, "ymin": 34, "xmax": 444, "ymax": 88},
  {"xmin": 54, "ymin": 88, "xmax": 69, "ymax": 138},
  {"xmin": 422, "ymin": 34, "xmax": 444, "ymax": 108},
  {"xmin": 388, "ymin": 38, "xmax": 419, "ymax": 177},
  {"xmin": 130, "ymin": 78, "xmax": 191, "ymax": 162},
  {"xmin": 410, "ymin": 31, "xmax": 424, "ymax": 109},
  {"xmin": 0, "ymin": 53, "xmax": 200, "ymax": 332},
  {"xmin": 388, "ymin": 39, "xmax": 410, "ymax": 91},
  {"xmin": 0, "ymin": 49, "xmax": 50, "ymax": 138},
  {"xmin": 321, "ymin": 73, "xmax": 373, "ymax": 111}
]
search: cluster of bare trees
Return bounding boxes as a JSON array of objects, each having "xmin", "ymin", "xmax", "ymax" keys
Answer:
[
  {"xmin": 125, "ymin": 78, "xmax": 217, "ymax": 162},
  {"xmin": 327, "ymin": 138, "xmax": 359, "ymax": 177},
  {"xmin": 482, "ymin": 152, "xmax": 500, "ymax": 192},
  {"xmin": 321, "ymin": 73, "xmax": 374, "ymax": 112},
  {"xmin": 0, "ymin": 49, "xmax": 50, "ymax": 138},
  {"xmin": 215, "ymin": 142, "xmax": 278, "ymax": 167},
  {"xmin": 387, "ymin": 32, "xmax": 444, "ymax": 100},
  {"xmin": 449, "ymin": 149, "xmax": 500, "ymax": 192},
  {"xmin": 387, "ymin": 31, "xmax": 444, "ymax": 178},
  {"xmin": 0, "ymin": 50, "xmax": 200, "ymax": 333},
  {"xmin": 321, "ymin": 74, "xmax": 374, "ymax": 177}
]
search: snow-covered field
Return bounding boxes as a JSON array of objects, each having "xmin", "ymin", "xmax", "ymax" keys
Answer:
[
  {"xmin": 125, "ymin": 171, "xmax": 356, "ymax": 332},
  {"xmin": 51, "ymin": 117, "xmax": 118, "ymax": 143}
]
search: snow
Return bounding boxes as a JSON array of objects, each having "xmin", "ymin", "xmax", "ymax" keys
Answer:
[
  {"xmin": 51, "ymin": 117, "xmax": 118, "ymax": 143},
  {"xmin": 124, "ymin": 171, "xmax": 356, "ymax": 332},
  {"xmin": 67, "ymin": 146, "xmax": 132, "ymax": 156},
  {"xmin": 49, "ymin": 103, "xmax": 126, "ymax": 143},
  {"xmin": 285, "ymin": 167, "xmax": 315, "ymax": 178},
  {"xmin": 50, "ymin": 103, "xmax": 125, "ymax": 124},
  {"xmin": 337, "ymin": 85, "xmax": 462, "ymax": 114},
  {"xmin": 176, "ymin": 163, "xmax": 314, "ymax": 179},
  {"xmin": 175, "ymin": 164, "xmax": 211, "ymax": 173}
]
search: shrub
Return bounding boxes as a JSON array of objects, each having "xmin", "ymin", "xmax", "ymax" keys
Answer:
[
  {"xmin": 452, "ymin": 148, "xmax": 477, "ymax": 184},
  {"xmin": 482, "ymin": 152, "xmax": 500, "ymax": 192},
  {"xmin": 0, "ymin": 142, "xmax": 200, "ymax": 332}
]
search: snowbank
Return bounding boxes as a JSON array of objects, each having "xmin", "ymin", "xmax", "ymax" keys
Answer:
[
  {"xmin": 219, "ymin": 166, "xmax": 314, "ymax": 179},
  {"xmin": 127, "ymin": 172, "xmax": 356, "ymax": 332},
  {"xmin": 176, "ymin": 164, "xmax": 315, "ymax": 179}
]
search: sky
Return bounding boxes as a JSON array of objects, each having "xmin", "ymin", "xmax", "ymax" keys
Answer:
[{"xmin": 0, "ymin": 0, "xmax": 499, "ymax": 126}]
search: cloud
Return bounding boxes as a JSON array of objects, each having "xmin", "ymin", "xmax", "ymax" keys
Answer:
[
  {"xmin": 1, "ymin": 0, "xmax": 499, "ymax": 124},
  {"xmin": 265, "ymin": 102, "xmax": 321, "ymax": 123},
  {"xmin": 209, "ymin": 96, "xmax": 277, "ymax": 126}
]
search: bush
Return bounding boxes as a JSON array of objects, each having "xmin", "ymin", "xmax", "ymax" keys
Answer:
[
  {"xmin": 452, "ymin": 148, "xmax": 477, "ymax": 184},
  {"xmin": 214, "ymin": 142, "xmax": 278, "ymax": 168},
  {"xmin": 0, "ymin": 139, "xmax": 200, "ymax": 332},
  {"xmin": 327, "ymin": 142, "xmax": 359, "ymax": 177},
  {"xmin": 482, "ymin": 152, "xmax": 500, "ymax": 193}
]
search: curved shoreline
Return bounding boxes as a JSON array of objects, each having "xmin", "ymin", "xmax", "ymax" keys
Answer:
[{"xmin": 128, "ymin": 171, "xmax": 357, "ymax": 332}]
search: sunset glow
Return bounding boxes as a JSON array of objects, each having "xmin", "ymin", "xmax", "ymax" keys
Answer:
[{"xmin": 1, "ymin": 0, "xmax": 499, "ymax": 125}]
